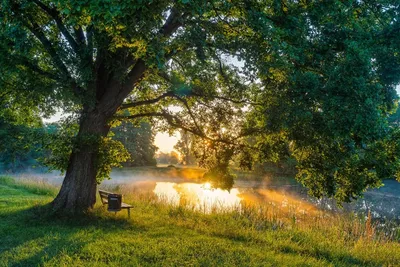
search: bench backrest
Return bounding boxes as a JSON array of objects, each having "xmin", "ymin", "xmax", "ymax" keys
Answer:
[{"xmin": 99, "ymin": 189, "xmax": 114, "ymax": 205}]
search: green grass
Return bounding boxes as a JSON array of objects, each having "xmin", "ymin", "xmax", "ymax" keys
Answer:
[
  {"xmin": 0, "ymin": 176, "xmax": 58, "ymax": 197},
  {"xmin": 0, "ymin": 176, "xmax": 399, "ymax": 266}
]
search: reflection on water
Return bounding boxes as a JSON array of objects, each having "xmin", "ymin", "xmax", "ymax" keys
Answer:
[
  {"xmin": 240, "ymin": 188, "xmax": 319, "ymax": 215},
  {"xmin": 153, "ymin": 182, "xmax": 242, "ymax": 213},
  {"xmin": 150, "ymin": 182, "xmax": 319, "ymax": 215},
  {"xmin": 8, "ymin": 168, "xmax": 399, "ymax": 218},
  {"xmin": 135, "ymin": 180, "xmax": 400, "ymax": 219}
]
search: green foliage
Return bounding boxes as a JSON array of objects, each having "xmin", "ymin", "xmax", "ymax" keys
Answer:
[
  {"xmin": 238, "ymin": 0, "xmax": 400, "ymax": 202},
  {"xmin": 41, "ymin": 119, "xmax": 130, "ymax": 182},
  {"xmin": 96, "ymin": 137, "xmax": 130, "ymax": 183},
  {"xmin": 0, "ymin": 118, "xmax": 45, "ymax": 172},
  {"xmin": 112, "ymin": 121, "xmax": 157, "ymax": 167},
  {"xmin": 203, "ymin": 165, "xmax": 235, "ymax": 190},
  {"xmin": 0, "ymin": 83, "xmax": 47, "ymax": 171},
  {"xmin": 388, "ymin": 105, "xmax": 400, "ymax": 126},
  {"xmin": 193, "ymin": 139, "xmax": 236, "ymax": 189},
  {"xmin": 40, "ymin": 120, "xmax": 79, "ymax": 173},
  {"xmin": 1, "ymin": 0, "xmax": 400, "ymax": 206}
]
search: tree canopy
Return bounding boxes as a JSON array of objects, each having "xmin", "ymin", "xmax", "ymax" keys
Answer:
[{"xmin": 1, "ymin": 0, "xmax": 400, "ymax": 213}]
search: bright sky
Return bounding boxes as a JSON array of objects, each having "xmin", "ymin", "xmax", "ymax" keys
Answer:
[
  {"xmin": 154, "ymin": 132, "xmax": 180, "ymax": 153},
  {"xmin": 42, "ymin": 110, "xmax": 64, "ymax": 123}
]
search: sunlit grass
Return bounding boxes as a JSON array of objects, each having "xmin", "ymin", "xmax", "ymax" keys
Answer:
[
  {"xmin": 105, "ymin": 182, "xmax": 400, "ymax": 243},
  {"xmin": 0, "ymin": 175, "xmax": 58, "ymax": 197},
  {"xmin": 1, "ymin": 176, "xmax": 399, "ymax": 266}
]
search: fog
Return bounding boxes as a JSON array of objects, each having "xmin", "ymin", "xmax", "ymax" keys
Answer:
[{"xmin": 3, "ymin": 167, "xmax": 400, "ymax": 219}]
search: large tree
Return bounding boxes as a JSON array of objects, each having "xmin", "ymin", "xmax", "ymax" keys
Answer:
[
  {"xmin": 239, "ymin": 0, "xmax": 400, "ymax": 202},
  {"xmin": 0, "ymin": 0, "xmax": 246, "ymax": 213},
  {"xmin": 1, "ymin": 0, "xmax": 399, "ymax": 213}
]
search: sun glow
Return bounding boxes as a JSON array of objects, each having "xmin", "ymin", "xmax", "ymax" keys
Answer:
[
  {"xmin": 154, "ymin": 132, "xmax": 180, "ymax": 153},
  {"xmin": 153, "ymin": 182, "xmax": 241, "ymax": 213},
  {"xmin": 202, "ymin": 182, "xmax": 212, "ymax": 190}
]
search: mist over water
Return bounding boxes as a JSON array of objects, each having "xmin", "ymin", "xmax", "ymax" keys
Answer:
[
  {"xmin": 107, "ymin": 168, "xmax": 400, "ymax": 219},
  {"xmin": 3, "ymin": 167, "xmax": 400, "ymax": 219}
]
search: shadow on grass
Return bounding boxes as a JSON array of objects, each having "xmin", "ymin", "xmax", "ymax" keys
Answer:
[
  {"xmin": 0, "ymin": 203, "xmax": 147, "ymax": 266},
  {"xmin": 195, "ymin": 225, "xmax": 374, "ymax": 266}
]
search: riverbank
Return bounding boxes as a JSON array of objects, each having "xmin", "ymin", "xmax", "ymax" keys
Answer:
[
  {"xmin": 4, "ymin": 166, "xmax": 400, "ymax": 220},
  {"xmin": 0, "ymin": 176, "xmax": 399, "ymax": 266}
]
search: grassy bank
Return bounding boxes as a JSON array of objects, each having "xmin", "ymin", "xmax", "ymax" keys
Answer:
[{"xmin": 0, "ymin": 176, "xmax": 399, "ymax": 266}]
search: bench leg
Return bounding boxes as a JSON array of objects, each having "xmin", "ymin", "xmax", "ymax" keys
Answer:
[{"xmin": 128, "ymin": 208, "xmax": 131, "ymax": 218}]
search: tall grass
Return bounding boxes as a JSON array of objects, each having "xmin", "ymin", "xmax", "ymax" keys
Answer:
[
  {"xmin": 2, "ymin": 176, "xmax": 398, "ymax": 244},
  {"xmin": 0, "ymin": 175, "xmax": 59, "ymax": 197},
  {"xmin": 1, "ymin": 177, "xmax": 400, "ymax": 266},
  {"xmin": 101, "ymin": 183, "xmax": 400, "ymax": 244}
]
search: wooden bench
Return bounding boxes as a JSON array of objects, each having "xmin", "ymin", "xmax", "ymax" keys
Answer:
[{"xmin": 98, "ymin": 189, "xmax": 133, "ymax": 218}]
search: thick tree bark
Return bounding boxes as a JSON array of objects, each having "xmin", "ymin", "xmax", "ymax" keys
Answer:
[
  {"xmin": 51, "ymin": 59, "xmax": 147, "ymax": 214},
  {"xmin": 51, "ymin": 58, "xmax": 147, "ymax": 214},
  {"xmin": 52, "ymin": 110, "xmax": 110, "ymax": 214}
]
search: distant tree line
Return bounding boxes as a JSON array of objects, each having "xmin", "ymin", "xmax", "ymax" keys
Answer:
[
  {"xmin": 0, "ymin": 118, "xmax": 43, "ymax": 172},
  {"xmin": 156, "ymin": 151, "xmax": 180, "ymax": 165},
  {"xmin": 112, "ymin": 121, "xmax": 157, "ymax": 167},
  {"xmin": 0, "ymin": 118, "xmax": 158, "ymax": 172}
]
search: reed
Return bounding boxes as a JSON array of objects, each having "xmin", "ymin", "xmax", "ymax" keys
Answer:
[
  {"xmin": 1, "ymin": 176, "xmax": 399, "ymax": 266},
  {"xmin": 105, "ymin": 181, "xmax": 400, "ymax": 243}
]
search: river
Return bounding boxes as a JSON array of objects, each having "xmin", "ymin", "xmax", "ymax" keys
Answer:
[{"xmin": 8, "ymin": 166, "xmax": 400, "ymax": 219}]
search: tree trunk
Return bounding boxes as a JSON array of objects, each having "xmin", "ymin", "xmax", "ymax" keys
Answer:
[
  {"xmin": 52, "ymin": 110, "xmax": 110, "ymax": 214},
  {"xmin": 51, "ymin": 59, "xmax": 146, "ymax": 214}
]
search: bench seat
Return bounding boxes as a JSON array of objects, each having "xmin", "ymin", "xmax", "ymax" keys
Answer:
[
  {"xmin": 98, "ymin": 189, "xmax": 132, "ymax": 218},
  {"xmin": 121, "ymin": 203, "xmax": 132, "ymax": 208}
]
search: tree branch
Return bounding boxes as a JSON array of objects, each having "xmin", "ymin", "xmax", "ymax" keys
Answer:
[
  {"xmin": 113, "ymin": 7, "xmax": 185, "ymax": 106},
  {"xmin": 16, "ymin": 57, "xmax": 58, "ymax": 80},
  {"xmin": 113, "ymin": 111, "xmax": 252, "ymax": 147},
  {"xmin": 190, "ymin": 92, "xmax": 261, "ymax": 106},
  {"xmin": 23, "ymin": 18, "xmax": 84, "ymax": 96},
  {"xmin": 74, "ymin": 26, "xmax": 86, "ymax": 46},
  {"xmin": 24, "ymin": 19, "xmax": 70, "ymax": 79},
  {"xmin": 32, "ymin": 0, "xmax": 80, "ymax": 54},
  {"xmin": 172, "ymin": 94, "xmax": 204, "ymax": 136},
  {"xmin": 114, "ymin": 111, "xmax": 209, "ymax": 140},
  {"xmin": 120, "ymin": 91, "xmax": 175, "ymax": 110},
  {"xmin": 159, "ymin": 7, "xmax": 183, "ymax": 36},
  {"xmin": 158, "ymin": 70, "xmax": 261, "ymax": 106},
  {"xmin": 87, "ymin": 25, "xmax": 94, "ymax": 59},
  {"xmin": 8, "ymin": 2, "xmax": 72, "ymax": 81},
  {"xmin": 171, "ymin": 57, "xmax": 186, "ymax": 71}
]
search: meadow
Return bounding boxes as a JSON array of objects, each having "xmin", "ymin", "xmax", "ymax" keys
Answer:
[{"xmin": 0, "ymin": 176, "xmax": 399, "ymax": 266}]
